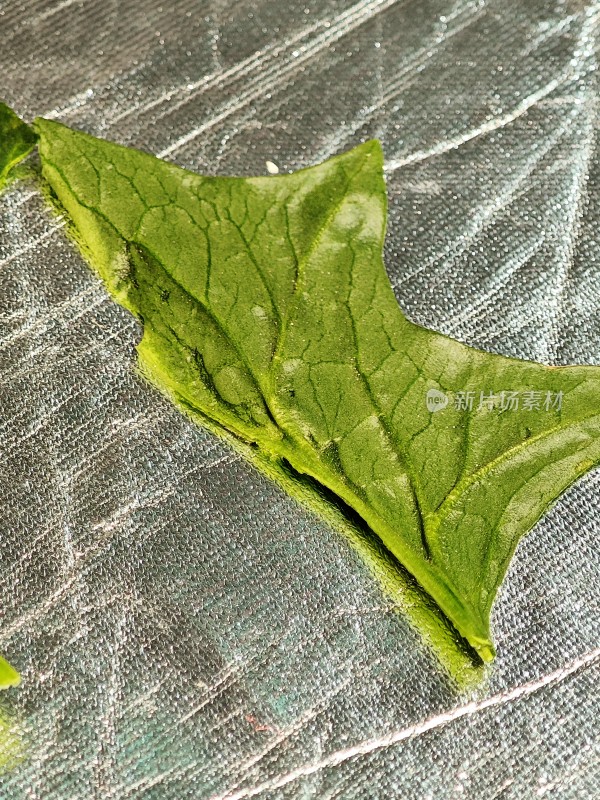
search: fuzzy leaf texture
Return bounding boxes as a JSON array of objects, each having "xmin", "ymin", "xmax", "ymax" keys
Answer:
[{"xmin": 4, "ymin": 105, "xmax": 600, "ymax": 661}]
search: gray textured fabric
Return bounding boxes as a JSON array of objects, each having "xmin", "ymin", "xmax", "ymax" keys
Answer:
[{"xmin": 1, "ymin": 0, "xmax": 599, "ymax": 797}]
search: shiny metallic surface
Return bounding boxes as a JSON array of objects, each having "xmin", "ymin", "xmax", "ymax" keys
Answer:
[{"xmin": 1, "ymin": 0, "xmax": 599, "ymax": 797}]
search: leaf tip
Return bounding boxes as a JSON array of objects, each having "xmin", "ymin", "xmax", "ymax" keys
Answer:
[
  {"xmin": 472, "ymin": 637, "xmax": 496, "ymax": 663},
  {"xmin": 356, "ymin": 137, "xmax": 384, "ymax": 163}
]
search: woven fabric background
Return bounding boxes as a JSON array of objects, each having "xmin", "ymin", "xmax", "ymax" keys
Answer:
[{"xmin": 0, "ymin": 0, "xmax": 599, "ymax": 797}]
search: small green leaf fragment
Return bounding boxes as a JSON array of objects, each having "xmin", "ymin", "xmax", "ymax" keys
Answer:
[
  {"xmin": 0, "ymin": 102, "xmax": 37, "ymax": 190},
  {"xmin": 0, "ymin": 656, "xmax": 20, "ymax": 689}
]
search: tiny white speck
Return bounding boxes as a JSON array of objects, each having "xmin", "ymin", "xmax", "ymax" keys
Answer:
[{"xmin": 266, "ymin": 160, "xmax": 279, "ymax": 174}]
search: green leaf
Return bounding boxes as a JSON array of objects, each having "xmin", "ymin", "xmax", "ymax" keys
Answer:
[
  {"xmin": 0, "ymin": 102, "xmax": 36, "ymax": 189},
  {"xmin": 0, "ymin": 655, "xmax": 20, "ymax": 689},
  {"xmin": 27, "ymin": 117, "xmax": 600, "ymax": 661}
]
